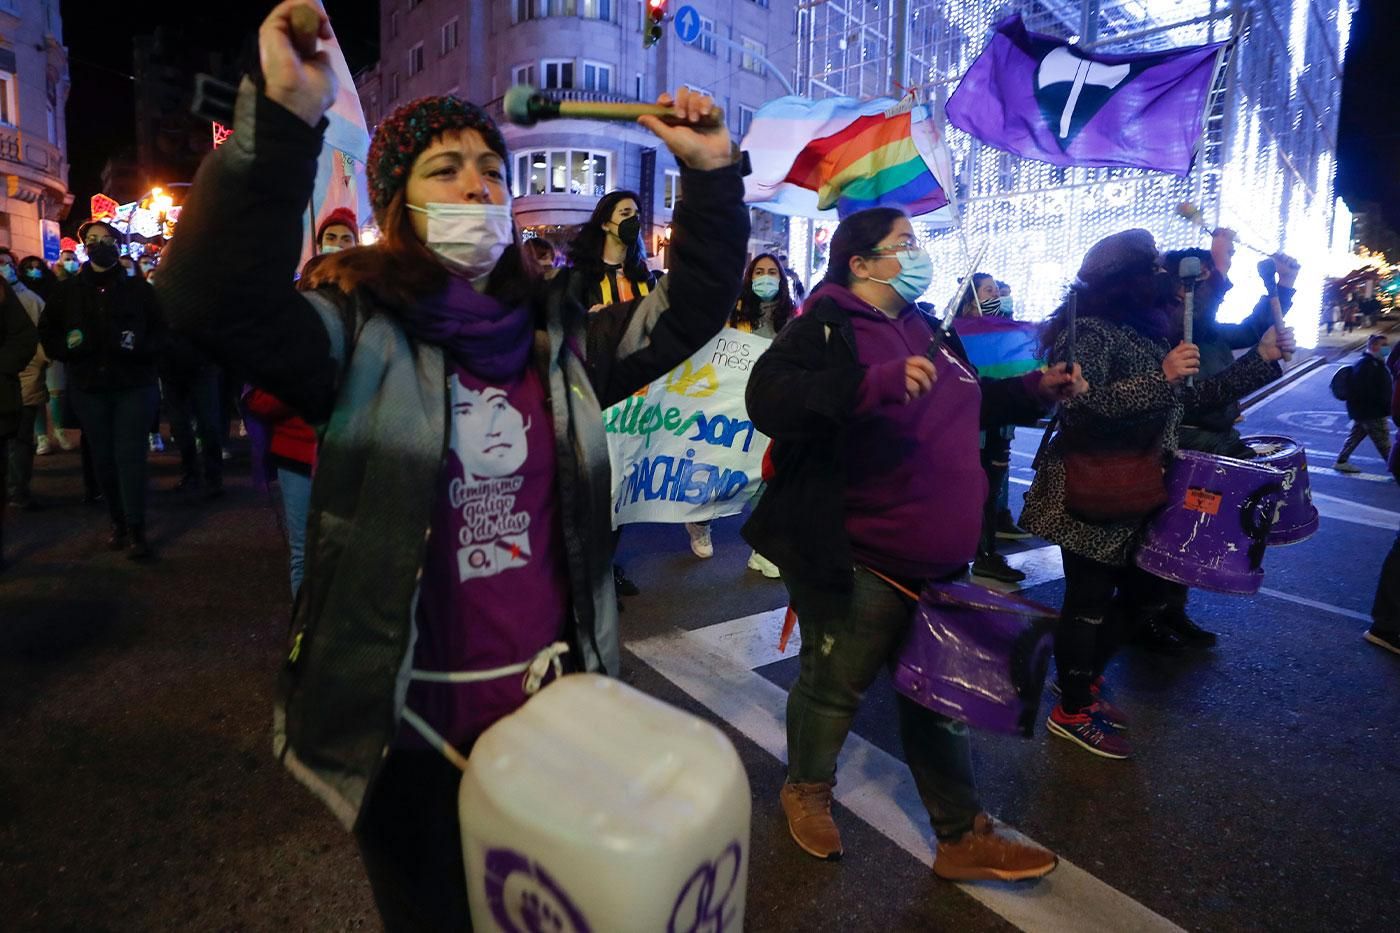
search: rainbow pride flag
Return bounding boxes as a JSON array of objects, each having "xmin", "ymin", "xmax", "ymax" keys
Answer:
[
  {"xmin": 954, "ymin": 316, "xmax": 1044, "ymax": 379},
  {"xmin": 742, "ymin": 96, "xmax": 954, "ymax": 221}
]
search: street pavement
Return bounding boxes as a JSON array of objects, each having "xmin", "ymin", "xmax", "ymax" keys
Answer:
[{"xmin": 3, "ymin": 351, "xmax": 1399, "ymax": 932}]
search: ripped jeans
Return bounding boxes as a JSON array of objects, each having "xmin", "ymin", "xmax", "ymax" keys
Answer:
[
  {"xmin": 1056, "ymin": 548, "xmax": 1169, "ymax": 712},
  {"xmin": 783, "ymin": 567, "xmax": 982, "ymax": 841}
]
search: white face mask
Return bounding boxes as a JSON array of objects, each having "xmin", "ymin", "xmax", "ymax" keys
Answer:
[
  {"xmin": 407, "ymin": 202, "xmax": 514, "ymax": 282},
  {"xmin": 320, "ymin": 245, "xmax": 341, "ymax": 254}
]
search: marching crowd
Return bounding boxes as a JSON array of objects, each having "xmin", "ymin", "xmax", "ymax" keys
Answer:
[{"xmin": 4, "ymin": 3, "xmax": 1396, "ymax": 930}]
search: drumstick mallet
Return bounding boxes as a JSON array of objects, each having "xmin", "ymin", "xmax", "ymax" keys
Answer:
[
  {"xmin": 504, "ymin": 84, "xmax": 725, "ymax": 128},
  {"xmin": 1178, "ymin": 255, "xmax": 1201, "ymax": 388},
  {"xmin": 1257, "ymin": 258, "xmax": 1294, "ymax": 363},
  {"xmin": 288, "ymin": 4, "xmax": 324, "ymax": 58}
]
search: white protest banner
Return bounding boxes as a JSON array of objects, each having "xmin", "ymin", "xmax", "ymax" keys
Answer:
[{"xmin": 606, "ymin": 328, "xmax": 771, "ymax": 527}]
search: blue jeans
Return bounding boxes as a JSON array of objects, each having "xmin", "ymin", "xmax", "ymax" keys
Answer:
[
  {"xmin": 783, "ymin": 567, "xmax": 982, "ymax": 840},
  {"xmin": 70, "ymin": 384, "xmax": 158, "ymax": 528},
  {"xmin": 277, "ymin": 466, "xmax": 312, "ymax": 598}
]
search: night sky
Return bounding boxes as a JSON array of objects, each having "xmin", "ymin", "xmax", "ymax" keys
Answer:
[{"xmin": 59, "ymin": 1, "xmax": 1399, "ymax": 243}]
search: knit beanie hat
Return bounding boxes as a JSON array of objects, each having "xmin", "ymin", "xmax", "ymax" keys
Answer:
[
  {"xmin": 1076, "ymin": 228, "xmax": 1158, "ymax": 286},
  {"xmin": 367, "ymin": 96, "xmax": 509, "ymax": 225},
  {"xmin": 316, "ymin": 207, "xmax": 359, "ymax": 244}
]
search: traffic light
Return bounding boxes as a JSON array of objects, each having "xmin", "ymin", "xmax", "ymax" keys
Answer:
[{"xmin": 644, "ymin": 0, "xmax": 666, "ymax": 48}]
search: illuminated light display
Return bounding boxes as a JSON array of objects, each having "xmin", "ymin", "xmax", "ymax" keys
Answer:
[
  {"xmin": 788, "ymin": 1, "xmax": 1356, "ymax": 348},
  {"xmin": 212, "ymin": 122, "xmax": 233, "ymax": 148}
]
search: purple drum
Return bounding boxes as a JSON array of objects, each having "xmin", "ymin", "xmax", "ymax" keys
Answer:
[
  {"xmin": 892, "ymin": 582, "xmax": 1058, "ymax": 737},
  {"xmin": 1240, "ymin": 435, "xmax": 1320, "ymax": 545},
  {"xmin": 1135, "ymin": 450, "xmax": 1285, "ymax": 595}
]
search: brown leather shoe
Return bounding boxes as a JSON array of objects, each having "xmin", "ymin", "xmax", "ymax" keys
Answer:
[
  {"xmin": 933, "ymin": 813, "xmax": 1057, "ymax": 882},
  {"xmin": 779, "ymin": 781, "xmax": 843, "ymax": 860}
]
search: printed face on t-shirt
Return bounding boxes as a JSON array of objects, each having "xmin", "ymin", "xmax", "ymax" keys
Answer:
[{"xmin": 452, "ymin": 385, "xmax": 530, "ymax": 478}]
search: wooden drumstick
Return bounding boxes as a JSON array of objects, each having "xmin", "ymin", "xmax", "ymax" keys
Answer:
[
  {"xmin": 1257, "ymin": 258, "xmax": 1293, "ymax": 363},
  {"xmin": 288, "ymin": 4, "xmax": 322, "ymax": 60}
]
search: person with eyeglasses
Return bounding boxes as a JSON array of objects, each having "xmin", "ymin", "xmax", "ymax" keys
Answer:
[
  {"xmin": 38, "ymin": 219, "xmax": 167, "ymax": 560},
  {"xmin": 743, "ymin": 206, "xmax": 1086, "ymax": 880}
]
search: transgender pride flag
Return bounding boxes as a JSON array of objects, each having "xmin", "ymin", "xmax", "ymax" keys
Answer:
[{"xmin": 742, "ymin": 96, "xmax": 955, "ymax": 221}]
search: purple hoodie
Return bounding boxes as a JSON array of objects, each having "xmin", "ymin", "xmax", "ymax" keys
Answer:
[{"xmin": 820, "ymin": 284, "xmax": 988, "ymax": 579}]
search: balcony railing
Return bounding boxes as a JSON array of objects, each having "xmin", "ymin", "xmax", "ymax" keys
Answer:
[{"xmin": 0, "ymin": 128, "xmax": 65, "ymax": 179}]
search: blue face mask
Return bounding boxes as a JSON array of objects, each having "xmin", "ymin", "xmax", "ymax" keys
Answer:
[
  {"xmin": 0, "ymin": 264, "xmax": 15, "ymax": 284},
  {"xmin": 869, "ymin": 249, "xmax": 934, "ymax": 304},
  {"xmin": 751, "ymin": 274, "xmax": 780, "ymax": 300}
]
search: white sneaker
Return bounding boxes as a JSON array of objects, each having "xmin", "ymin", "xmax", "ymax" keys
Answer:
[
  {"xmin": 747, "ymin": 551, "xmax": 781, "ymax": 578},
  {"xmin": 35, "ymin": 435, "xmax": 51, "ymax": 456},
  {"xmin": 148, "ymin": 433, "xmax": 165, "ymax": 453},
  {"xmin": 686, "ymin": 522, "xmax": 714, "ymax": 559},
  {"xmin": 1333, "ymin": 460, "xmax": 1361, "ymax": 474},
  {"xmin": 55, "ymin": 430, "xmax": 75, "ymax": 451}
]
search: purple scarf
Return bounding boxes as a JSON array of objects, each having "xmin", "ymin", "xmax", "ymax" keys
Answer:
[{"xmin": 401, "ymin": 275, "xmax": 533, "ymax": 382}]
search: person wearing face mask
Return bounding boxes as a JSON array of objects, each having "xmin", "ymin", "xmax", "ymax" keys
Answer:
[
  {"xmin": 1, "ymin": 248, "xmax": 47, "ymax": 511},
  {"xmin": 315, "ymin": 206, "xmax": 358, "ymax": 254},
  {"xmin": 680, "ymin": 254, "xmax": 798, "ymax": 567},
  {"xmin": 37, "ymin": 218, "xmax": 167, "ymax": 560},
  {"xmin": 957, "ymin": 271, "xmax": 1026, "ymax": 584},
  {"xmin": 1021, "ymin": 229, "xmax": 1294, "ymax": 760},
  {"xmin": 154, "ymin": 5, "xmax": 746, "ymax": 926},
  {"xmin": 743, "ymin": 206, "xmax": 1086, "ymax": 879},
  {"xmin": 567, "ymin": 190, "xmax": 658, "ymax": 598},
  {"xmin": 53, "ymin": 249, "xmax": 80, "ymax": 281},
  {"xmin": 18, "ymin": 257, "xmax": 72, "ymax": 456}
]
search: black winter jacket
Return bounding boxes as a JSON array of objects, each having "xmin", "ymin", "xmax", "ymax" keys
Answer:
[
  {"xmin": 1347, "ymin": 353, "xmax": 1392, "ymax": 422},
  {"xmin": 741, "ymin": 295, "xmax": 1047, "ymax": 590},
  {"xmin": 0, "ymin": 285, "xmax": 38, "ymax": 438},
  {"xmin": 37, "ymin": 264, "xmax": 166, "ymax": 391}
]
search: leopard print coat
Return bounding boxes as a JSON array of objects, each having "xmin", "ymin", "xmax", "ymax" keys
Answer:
[{"xmin": 1021, "ymin": 317, "xmax": 1281, "ymax": 567}]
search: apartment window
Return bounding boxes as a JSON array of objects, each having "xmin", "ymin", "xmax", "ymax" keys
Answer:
[
  {"xmin": 0, "ymin": 72, "xmax": 14, "ymax": 125},
  {"xmin": 389, "ymin": 72, "xmax": 400, "ymax": 101},
  {"xmin": 46, "ymin": 103, "xmax": 56, "ymax": 144},
  {"xmin": 634, "ymin": 73, "xmax": 643, "ymax": 100},
  {"xmin": 580, "ymin": 0, "xmax": 611, "ymax": 21},
  {"xmin": 738, "ymin": 104, "xmax": 755, "ymax": 139},
  {"xmin": 408, "ymin": 44, "xmax": 424, "ymax": 77},
  {"xmin": 548, "ymin": 0, "xmax": 578, "ymax": 14},
  {"xmin": 698, "ymin": 17, "xmax": 717, "ymax": 55},
  {"xmin": 440, "ymin": 19, "xmax": 459, "ymax": 56},
  {"xmin": 581, "ymin": 62, "xmax": 612, "ymax": 94},
  {"xmin": 747, "ymin": 0, "xmax": 769, "ymax": 6},
  {"xmin": 389, "ymin": 10, "xmax": 399, "ymax": 39},
  {"xmin": 542, "ymin": 59, "xmax": 574, "ymax": 90},
  {"xmin": 513, "ymin": 64, "xmax": 537, "ymax": 87},
  {"xmin": 514, "ymin": 149, "xmax": 611, "ymax": 197},
  {"xmin": 740, "ymin": 36, "xmax": 766, "ymax": 74},
  {"xmin": 663, "ymin": 170, "xmax": 681, "ymax": 210}
]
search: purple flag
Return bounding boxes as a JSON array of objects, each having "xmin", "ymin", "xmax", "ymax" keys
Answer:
[{"xmin": 946, "ymin": 15, "xmax": 1229, "ymax": 175}]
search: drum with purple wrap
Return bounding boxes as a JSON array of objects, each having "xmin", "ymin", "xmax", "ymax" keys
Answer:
[
  {"xmin": 1240, "ymin": 434, "xmax": 1320, "ymax": 545},
  {"xmin": 1135, "ymin": 450, "xmax": 1285, "ymax": 595},
  {"xmin": 892, "ymin": 581, "xmax": 1057, "ymax": 737}
]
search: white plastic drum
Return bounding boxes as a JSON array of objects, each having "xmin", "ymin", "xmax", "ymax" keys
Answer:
[{"xmin": 459, "ymin": 673, "xmax": 750, "ymax": 933}]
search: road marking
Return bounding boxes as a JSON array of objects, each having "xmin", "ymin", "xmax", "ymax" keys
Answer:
[
  {"xmin": 1312, "ymin": 467, "xmax": 1395, "ymax": 484},
  {"xmin": 629, "ymin": 628, "xmax": 1187, "ymax": 933},
  {"xmin": 1256, "ymin": 588, "xmax": 1371, "ymax": 622},
  {"xmin": 1311, "ymin": 491, "xmax": 1399, "ymax": 529}
]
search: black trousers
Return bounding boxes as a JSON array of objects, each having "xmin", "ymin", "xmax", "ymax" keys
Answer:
[
  {"xmin": 1370, "ymin": 529, "xmax": 1400, "ymax": 637},
  {"xmin": 978, "ymin": 435, "xmax": 1011, "ymax": 557},
  {"xmin": 356, "ymin": 750, "xmax": 473, "ymax": 932},
  {"xmin": 1056, "ymin": 549, "xmax": 1169, "ymax": 712}
]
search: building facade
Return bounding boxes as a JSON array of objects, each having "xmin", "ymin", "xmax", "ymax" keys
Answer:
[
  {"xmin": 788, "ymin": 0, "xmax": 1356, "ymax": 345},
  {"xmin": 361, "ymin": 0, "xmax": 799, "ymax": 256},
  {"xmin": 0, "ymin": 0, "xmax": 70, "ymax": 260}
]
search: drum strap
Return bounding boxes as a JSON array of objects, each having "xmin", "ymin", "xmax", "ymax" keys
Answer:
[
  {"xmin": 862, "ymin": 566, "xmax": 921, "ymax": 602},
  {"xmin": 402, "ymin": 641, "xmax": 571, "ymax": 772}
]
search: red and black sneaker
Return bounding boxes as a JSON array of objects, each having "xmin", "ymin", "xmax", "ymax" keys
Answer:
[
  {"xmin": 1049, "ymin": 676, "xmax": 1129, "ymax": 730},
  {"xmin": 1046, "ymin": 703, "xmax": 1131, "ymax": 759}
]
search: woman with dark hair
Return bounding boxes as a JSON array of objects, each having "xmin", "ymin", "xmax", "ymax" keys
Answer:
[
  {"xmin": 19, "ymin": 256, "xmax": 74, "ymax": 456},
  {"xmin": 728, "ymin": 253, "xmax": 795, "ymax": 338},
  {"xmin": 567, "ymin": 189, "xmax": 656, "ymax": 312},
  {"xmin": 956, "ymin": 271, "xmax": 1000, "ymax": 318},
  {"xmin": 156, "ymin": 4, "xmax": 746, "ymax": 927},
  {"xmin": 566, "ymin": 189, "xmax": 657, "ymax": 595},
  {"xmin": 1021, "ymin": 229, "xmax": 1293, "ymax": 760},
  {"xmin": 18, "ymin": 256, "xmax": 58, "ymax": 300},
  {"xmin": 682, "ymin": 253, "xmax": 798, "ymax": 566},
  {"xmin": 743, "ymin": 205, "xmax": 1084, "ymax": 880}
]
